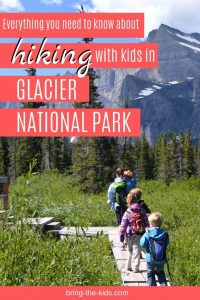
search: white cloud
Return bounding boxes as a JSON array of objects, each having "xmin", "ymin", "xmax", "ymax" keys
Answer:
[
  {"xmin": 41, "ymin": 0, "xmax": 63, "ymax": 5},
  {"xmin": 89, "ymin": 0, "xmax": 200, "ymax": 36},
  {"xmin": 0, "ymin": 0, "xmax": 24, "ymax": 12}
]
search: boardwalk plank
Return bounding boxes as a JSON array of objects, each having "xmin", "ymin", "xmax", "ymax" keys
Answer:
[
  {"xmin": 21, "ymin": 217, "xmax": 54, "ymax": 226},
  {"xmin": 57, "ymin": 226, "xmax": 170, "ymax": 286},
  {"xmin": 122, "ymin": 271, "xmax": 146, "ymax": 283},
  {"xmin": 111, "ymin": 246, "xmax": 128, "ymax": 260}
]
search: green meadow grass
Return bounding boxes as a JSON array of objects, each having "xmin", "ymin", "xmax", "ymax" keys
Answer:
[{"xmin": 2, "ymin": 172, "xmax": 200, "ymax": 285}]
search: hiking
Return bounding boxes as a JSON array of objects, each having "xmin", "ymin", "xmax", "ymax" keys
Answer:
[{"xmin": 106, "ymin": 167, "xmax": 173, "ymax": 285}]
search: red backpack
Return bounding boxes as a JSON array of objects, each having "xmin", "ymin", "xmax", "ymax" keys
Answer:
[{"xmin": 129, "ymin": 210, "xmax": 145, "ymax": 234}]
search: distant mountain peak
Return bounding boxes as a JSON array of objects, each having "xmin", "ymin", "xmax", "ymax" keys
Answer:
[{"xmin": 148, "ymin": 24, "xmax": 200, "ymax": 45}]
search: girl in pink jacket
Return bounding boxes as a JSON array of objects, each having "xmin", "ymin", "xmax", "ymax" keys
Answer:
[{"xmin": 119, "ymin": 192, "xmax": 149, "ymax": 272}]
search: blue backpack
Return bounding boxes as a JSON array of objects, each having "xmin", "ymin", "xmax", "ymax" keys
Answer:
[{"xmin": 147, "ymin": 232, "xmax": 169, "ymax": 264}]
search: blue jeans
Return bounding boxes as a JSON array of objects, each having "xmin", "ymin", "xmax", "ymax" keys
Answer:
[{"xmin": 146, "ymin": 263, "xmax": 167, "ymax": 286}]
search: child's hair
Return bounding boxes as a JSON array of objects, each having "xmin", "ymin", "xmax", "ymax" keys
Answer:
[
  {"xmin": 115, "ymin": 167, "xmax": 124, "ymax": 177},
  {"xmin": 148, "ymin": 212, "xmax": 163, "ymax": 227},
  {"xmin": 124, "ymin": 170, "xmax": 133, "ymax": 178},
  {"xmin": 126, "ymin": 192, "xmax": 137, "ymax": 206},
  {"xmin": 130, "ymin": 188, "xmax": 142, "ymax": 199}
]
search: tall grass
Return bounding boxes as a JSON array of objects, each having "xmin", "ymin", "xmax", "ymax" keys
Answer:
[
  {"xmin": 10, "ymin": 172, "xmax": 116, "ymax": 227},
  {"xmin": 139, "ymin": 178, "xmax": 200, "ymax": 285},
  {"xmin": 0, "ymin": 224, "xmax": 121, "ymax": 286},
  {"xmin": 0, "ymin": 172, "xmax": 120, "ymax": 286},
  {"xmin": 5, "ymin": 173, "xmax": 200, "ymax": 285}
]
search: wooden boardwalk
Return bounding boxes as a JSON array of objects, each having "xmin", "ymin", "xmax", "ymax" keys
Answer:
[
  {"xmin": 0, "ymin": 214, "xmax": 170, "ymax": 286},
  {"xmin": 108, "ymin": 227, "xmax": 148, "ymax": 286},
  {"xmin": 59, "ymin": 226, "xmax": 148, "ymax": 286},
  {"xmin": 59, "ymin": 226, "xmax": 170, "ymax": 286}
]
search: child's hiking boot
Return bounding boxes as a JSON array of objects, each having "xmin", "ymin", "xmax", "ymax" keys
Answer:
[
  {"xmin": 127, "ymin": 267, "xmax": 133, "ymax": 272},
  {"xmin": 133, "ymin": 268, "xmax": 139, "ymax": 273},
  {"xmin": 121, "ymin": 242, "xmax": 127, "ymax": 251}
]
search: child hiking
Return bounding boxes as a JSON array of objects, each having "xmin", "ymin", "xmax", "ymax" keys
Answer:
[
  {"xmin": 107, "ymin": 168, "xmax": 137, "ymax": 225},
  {"xmin": 140, "ymin": 212, "xmax": 169, "ymax": 286},
  {"xmin": 129, "ymin": 188, "xmax": 151, "ymax": 214},
  {"xmin": 119, "ymin": 192, "xmax": 149, "ymax": 272}
]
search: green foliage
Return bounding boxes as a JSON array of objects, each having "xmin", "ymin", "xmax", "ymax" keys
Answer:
[
  {"xmin": 10, "ymin": 172, "xmax": 116, "ymax": 226},
  {"xmin": 0, "ymin": 226, "xmax": 121, "ymax": 286},
  {"xmin": 9, "ymin": 138, "xmax": 42, "ymax": 181},
  {"xmin": 0, "ymin": 138, "xmax": 9, "ymax": 176},
  {"xmin": 4, "ymin": 172, "xmax": 120, "ymax": 286},
  {"xmin": 139, "ymin": 178, "xmax": 200, "ymax": 285},
  {"xmin": 42, "ymin": 137, "xmax": 72, "ymax": 172},
  {"xmin": 72, "ymin": 138, "xmax": 115, "ymax": 194},
  {"xmin": 7, "ymin": 173, "xmax": 200, "ymax": 285},
  {"xmin": 156, "ymin": 134, "xmax": 173, "ymax": 185},
  {"xmin": 183, "ymin": 130, "xmax": 194, "ymax": 178}
]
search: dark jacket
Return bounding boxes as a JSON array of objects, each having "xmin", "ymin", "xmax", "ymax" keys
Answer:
[{"xmin": 137, "ymin": 199, "xmax": 151, "ymax": 214}]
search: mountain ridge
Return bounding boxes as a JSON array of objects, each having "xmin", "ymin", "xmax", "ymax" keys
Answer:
[{"xmin": 96, "ymin": 23, "xmax": 200, "ymax": 143}]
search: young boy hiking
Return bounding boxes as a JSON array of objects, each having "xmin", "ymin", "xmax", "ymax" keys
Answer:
[
  {"xmin": 140, "ymin": 212, "xmax": 169, "ymax": 286},
  {"xmin": 119, "ymin": 192, "xmax": 149, "ymax": 272}
]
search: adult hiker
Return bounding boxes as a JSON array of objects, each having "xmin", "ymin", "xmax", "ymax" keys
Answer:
[
  {"xmin": 124, "ymin": 170, "xmax": 137, "ymax": 194},
  {"xmin": 107, "ymin": 168, "xmax": 138, "ymax": 225},
  {"xmin": 107, "ymin": 167, "xmax": 126, "ymax": 225}
]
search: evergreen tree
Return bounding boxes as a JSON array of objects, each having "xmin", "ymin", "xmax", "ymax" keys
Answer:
[
  {"xmin": 72, "ymin": 137, "xmax": 116, "ymax": 193},
  {"xmin": 139, "ymin": 134, "xmax": 153, "ymax": 179},
  {"xmin": 8, "ymin": 138, "xmax": 18, "ymax": 181},
  {"xmin": 23, "ymin": 68, "xmax": 45, "ymax": 108},
  {"xmin": 42, "ymin": 137, "xmax": 72, "ymax": 172},
  {"xmin": 72, "ymin": 6, "xmax": 107, "ymax": 193},
  {"xmin": 157, "ymin": 134, "xmax": 172, "ymax": 185},
  {"xmin": 74, "ymin": 6, "xmax": 103, "ymax": 109},
  {"xmin": 168, "ymin": 133, "xmax": 181, "ymax": 180},
  {"xmin": 15, "ymin": 138, "xmax": 42, "ymax": 176},
  {"xmin": 194, "ymin": 138, "xmax": 200, "ymax": 176},
  {"xmin": 176, "ymin": 132, "xmax": 185, "ymax": 178},
  {"xmin": 9, "ymin": 69, "xmax": 44, "ymax": 180},
  {"xmin": 133, "ymin": 138, "xmax": 141, "ymax": 179},
  {"xmin": 118, "ymin": 138, "xmax": 135, "ymax": 171},
  {"xmin": 183, "ymin": 130, "xmax": 194, "ymax": 178},
  {"xmin": 0, "ymin": 138, "xmax": 9, "ymax": 176}
]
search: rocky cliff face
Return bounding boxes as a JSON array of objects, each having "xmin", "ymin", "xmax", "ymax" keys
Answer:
[{"xmin": 96, "ymin": 24, "xmax": 200, "ymax": 143}]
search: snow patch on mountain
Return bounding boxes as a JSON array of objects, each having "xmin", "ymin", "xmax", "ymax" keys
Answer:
[
  {"xmin": 169, "ymin": 81, "xmax": 179, "ymax": 85},
  {"xmin": 175, "ymin": 33, "xmax": 200, "ymax": 45},
  {"xmin": 152, "ymin": 85, "xmax": 162, "ymax": 89},
  {"xmin": 178, "ymin": 42, "xmax": 200, "ymax": 52},
  {"xmin": 138, "ymin": 88, "xmax": 155, "ymax": 97}
]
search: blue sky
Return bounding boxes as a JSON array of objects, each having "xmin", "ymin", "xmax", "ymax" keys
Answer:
[
  {"xmin": 0, "ymin": 0, "xmax": 83, "ymax": 13},
  {"xmin": 0, "ymin": 0, "xmax": 138, "ymax": 76},
  {"xmin": 0, "ymin": 0, "xmax": 89, "ymax": 75},
  {"xmin": 0, "ymin": 0, "xmax": 199, "ymax": 75},
  {"xmin": 1, "ymin": 0, "xmax": 199, "ymax": 33}
]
